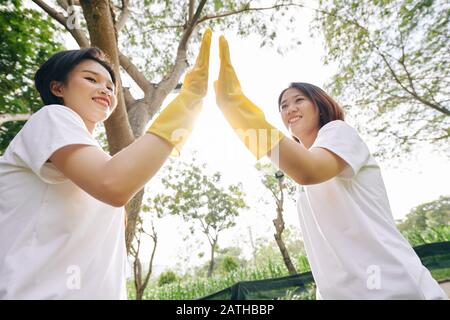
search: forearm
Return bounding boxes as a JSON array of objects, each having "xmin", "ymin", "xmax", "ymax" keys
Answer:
[
  {"xmin": 102, "ymin": 133, "xmax": 173, "ymax": 205},
  {"xmin": 269, "ymin": 136, "xmax": 317, "ymax": 185}
]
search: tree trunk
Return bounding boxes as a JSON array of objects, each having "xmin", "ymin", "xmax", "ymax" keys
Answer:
[
  {"xmin": 273, "ymin": 206, "xmax": 297, "ymax": 275},
  {"xmin": 0, "ymin": 113, "xmax": 31, "ymax": 125},
  {"xmin": 79, "ymin": 0, "xmax": 135, "ymax": 155},
  {"xmin": 133, "ymin": 255, "xmax": 142, "ymax": 299},
  {"xmin": 207, "ymin": 240, "xmax": 217, "ymax": 278},
  {"xmin": 125, "ymin": 189, "xmax": 144, "ymax": 252},
  {"xmin": 136, "ymin": 289, "xmax": 143, "ymax": 300},
  {"xmin": 132, "ymin": 220, "xmax": 158, "ymax": 300},
  {"xmin": 79, "ymin": 1, "xmax": 148, "ymax": 254}
]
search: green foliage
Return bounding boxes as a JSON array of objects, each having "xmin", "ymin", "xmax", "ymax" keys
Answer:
[
  {"xmin": 400, "ymin": 224, "xmax": 450, "ymax": 247},
  {"xmin": 221, "ymin": 256, "xmax": 240, "ymax": 273},
  {"xmin": 157, "ymin": 270, "xmax": 179, "ymax": 287},
  {"xmin": 120, "ymin": 0, "xmax": 302, "ymax": 82},
  {"xmin": 149, "ymin": 157, "xmax": 248, "ymax": 277},
  {"xmin": 313, "ymin": 0, "xmax": 450, "ymax": 159},
  {"xmin": 397, "ymin": 195, "xmax": 450, "ymax": 232},
  {"xmin": 133, "ymin": 252, "xmax": 309, "ymax": 300},
  {"xmin": 154, "ymin": 158, "xmax": 248, "ymax": 234},
  {"xmin": 0, "ymin": 0, "xmax": 63, "ymax": 154},
  {"xmin": 431, "ymin": 268, "xmax": 450, "ymax": 281},
  {"xmin": 194, "ymin": 246, "xmax": 247, "ymax": 277},
  {"xmin": 278, "ymin": 283, "xmax": 316, "ymax": 300},
  {"xmin": 255, "ymin": 162, "xmax": 297, "ymax": 201},
  {"xmin": 253, "ymin": 226, "xmax": 307, "ymax": 272}
]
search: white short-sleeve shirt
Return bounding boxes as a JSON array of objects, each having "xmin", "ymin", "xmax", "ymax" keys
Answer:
[
  {"xmin": 297, "ymin": 120, "xmax": 447, "ymax": 300},
  {"xmin": 0, "ymin": 105, "xmax": 127, "ymax": 299}
]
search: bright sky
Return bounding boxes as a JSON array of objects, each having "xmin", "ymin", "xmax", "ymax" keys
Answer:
[
  {"xmin": 140, "ymin": 14, "xmax": 450, "ymax": 274},
  {"xmin": 28, "ymin": 1, "xmax": 450, "ymax": 275}
]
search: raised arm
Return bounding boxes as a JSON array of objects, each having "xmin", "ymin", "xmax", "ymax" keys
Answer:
[
  {"xmin": 50, "ymin": 29, "xmax": 212, "ymax": 207},
  {"xmin": 214, "ymin": 35, "xmax": 345, "ymax": 185}
]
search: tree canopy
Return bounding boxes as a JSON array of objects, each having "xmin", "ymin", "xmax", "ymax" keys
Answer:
[
  {"xmin": 313, "ymin": 0, "xmax": 449, "ymax": 159},
  {"xmin": 0, "ymin": 0, "xmax": 62, "ymax": 154}
]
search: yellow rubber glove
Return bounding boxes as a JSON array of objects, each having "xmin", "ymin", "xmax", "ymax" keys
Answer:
[
  {"xmin": 147, "ymin": 28, "xmax": 212, "ymax": 155},
  {"xmin": 214, "ymin": 36, "xmax": 284, "ymax": 159}
]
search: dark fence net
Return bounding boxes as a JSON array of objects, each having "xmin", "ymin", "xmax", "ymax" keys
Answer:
[{"xmin": 199, "ymin": 241, "xmax": 450, "ymax": 300}]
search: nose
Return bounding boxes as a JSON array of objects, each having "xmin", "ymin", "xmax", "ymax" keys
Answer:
[
  {"xmin": 284, "ymin": 103, "xmax": 298, "ymax": 115},
  {"xmin": 99, "ymin": 86, "xmax": 111, "ymax": 96}
]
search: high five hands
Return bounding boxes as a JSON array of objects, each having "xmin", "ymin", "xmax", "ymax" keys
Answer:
[{"xmin": 148, "ymin": 28, "xmax": 284, "ymax": 159}]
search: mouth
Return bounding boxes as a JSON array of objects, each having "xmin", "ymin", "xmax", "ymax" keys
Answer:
[
  {"xmin": 92, "ymin": 97, "xmax": 110, "ymax": 108},
  {"xmin": 288, "ymin": 115, "xmax": 302, "ymax": 125}
]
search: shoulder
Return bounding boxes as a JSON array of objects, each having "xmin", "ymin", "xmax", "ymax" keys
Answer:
[
  {"xmin": 30, "ymin": 104, "xmax": 85, "ymax": 126},
  {"xmin": 318, "ymin": 120, "xmax": 357, "ymax": 135},
  {"xmin": 313, "ymin": 120, "xmax": 372, "ymax": 178},
  {"xmin": 316, "ymin": 120, "xmax": 363, "ymax": 144},
  {"xmin": 20, "ymin": 104, "xmax": 91, "ymax": 140}
]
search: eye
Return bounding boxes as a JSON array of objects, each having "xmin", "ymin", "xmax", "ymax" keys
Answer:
[
  {"xmin": 280, "ymin": 105, "xmax": 287, "ymax": 110},
  {"xmin": 295, "ymin": 98, "xmax": 304, "ymax": 103},
  {"xmin": 85, "ymin": 77, "xmax": 96, "ymax": 83}
]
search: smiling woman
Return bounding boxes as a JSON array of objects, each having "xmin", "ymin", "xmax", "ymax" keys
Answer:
[
  {"xmin": 0, "ymin": 28, "xmax": 212, "ymax": 300},
  {"xmin": 35, "ymin": 51, "xmax": 117, "ymax": 133},
  {"xmin": 278, "ymin": 83, "xmax": 344, "ymax": 146},
  {"xmin": 214, "ymin": 35, "xmax": 448, "ymax": 300}
]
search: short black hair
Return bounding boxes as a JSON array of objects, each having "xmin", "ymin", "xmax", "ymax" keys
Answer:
[{"xmin": 34, "ymin": 47, "xmax": 116, "ymax": 105}]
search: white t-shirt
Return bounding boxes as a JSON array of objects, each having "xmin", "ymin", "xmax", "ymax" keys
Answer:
[
  {"xmin": 297, "ymin": 120, "xmax": 447, "ymax": 300},
  {"xmin": 0, "ymin": 105, "xmax": 127, "ymax": 299}
]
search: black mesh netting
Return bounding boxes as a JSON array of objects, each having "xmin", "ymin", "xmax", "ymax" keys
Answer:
[{"xmin": 199, "ymin": 241, "xmax": 450, "ymax": 300}]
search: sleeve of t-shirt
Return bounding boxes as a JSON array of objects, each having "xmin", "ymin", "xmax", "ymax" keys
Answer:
[
  {"xmin": 9, "ymin": 104, "xmax": 101, "ymax": 184},
  {"xmin": 311, "ymin": 120, "xmax": 370, "ymax": 179}
]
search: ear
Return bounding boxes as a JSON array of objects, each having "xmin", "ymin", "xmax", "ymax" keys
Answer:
[{"xmin": 50, "ymin": 81, "xmax": 64, "ymax": 98}]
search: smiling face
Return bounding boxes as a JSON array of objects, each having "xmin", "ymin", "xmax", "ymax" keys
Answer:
[
  {"xmin": 50, "ymin": 59, "xmax": 117, "ymax": 132},
  {"xmin": 279, "ymin": 87, "xmax": 320, "ymax": 141}
]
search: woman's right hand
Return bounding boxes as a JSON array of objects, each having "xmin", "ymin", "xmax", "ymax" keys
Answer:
[
  {"xmin": 214, "ymin": 35, "xmax": 245, "ymax": 108},
  {"xmin": 214, "ymin": 35, "xmax": 284, "ymax": 160}
]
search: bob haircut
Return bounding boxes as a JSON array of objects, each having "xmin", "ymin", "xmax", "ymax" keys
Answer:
[
  {"xmin": 278, "ymin": 82, "xmax": 345, "ymax": 130},
  {"xmin": 34, "ymin": 47, "xmax": 116, "ymax": 106}
]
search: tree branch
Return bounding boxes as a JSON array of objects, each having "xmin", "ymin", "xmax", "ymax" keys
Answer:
[
  {"xmin": 380, "ymin": 51, "xmax": 450, "ymax": 116},
  {"xmin": 119, "ymin": 51, "xmax": 154, "ymax": 94},
  {"xmin": 188, "ymin": 0, "xmax": 194, "ymax": 22},
  {"xmin": 142, "ymin": 221, "xmax": 157, "ymax": 290},
  {"xmin": 399, "ymin": 35, "xmax": 418, "ymax": 97},
  {"xmin": 312, "ymin": 2, "xmax": 450, "ymax": 117},
  {"xmin": 32, "ymin": 0, "xmax": 90, "ymax": 47},
  {"xmin": 115, "ymin": 0, "xmax": 129, "ymax": 32},
  {"xmin": 150, "ymin": 0, "xmax": 207, "ymax": 106},
  {"xmin": 0, "ymin": 113, "xmax": 31, "ymax": 125},
  {"xmin": 197, "ymin": 3, "xmax": 303, "ymax": 23},
  {"xmin": 122, "ymin": 86, "xmax": 137, "ymax": 108},
  {"xmin": 141, "ymin": 24, "xmax": 184, "ymax": 33}
]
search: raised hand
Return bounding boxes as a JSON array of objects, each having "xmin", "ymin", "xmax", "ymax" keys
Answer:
[
  {"xmin": 214, "ymin": 35, "xmax": 284, "ymax": 159},
  {"xmin": 182, "ymin": 28, "xmax": 212, "ymax": 99},
  {"xmin": 147, "ymin": 28, "xmax": 212, "ymax": 155}
]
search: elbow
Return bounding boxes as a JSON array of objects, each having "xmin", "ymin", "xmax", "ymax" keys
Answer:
[
  {"xmin": 291, "ymin": 171, "xmax": 316, "ymax": 186},
  {"xmin": 99, "ymin": 179, "xmax": 131, "ymax": 208},
  {"xmin": 293, "ymin": 175, "xmax": 312, "ymax": 186},
  {"xmin": 105, "ymin": 197, "xmax": 129, "ymax": 208},
  {"xmin": 293, "ymin": 172, "xmax": 332, "ymax": 186}
]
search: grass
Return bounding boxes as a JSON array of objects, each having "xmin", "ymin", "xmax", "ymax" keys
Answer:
[
  {"xmin": 127, "ymin": 225, "xmax": 450, "ymax": 300},
  {"xmin": 128, "ymin": 254, "xmax": 311, "ymax": 300},
  {"xmin": 432, "ymin": 268, "xmax": 450, "ymax": 282},
  {"xmin": 401, "ymin": 225, "xmax": 450, "ymax": 247}
]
